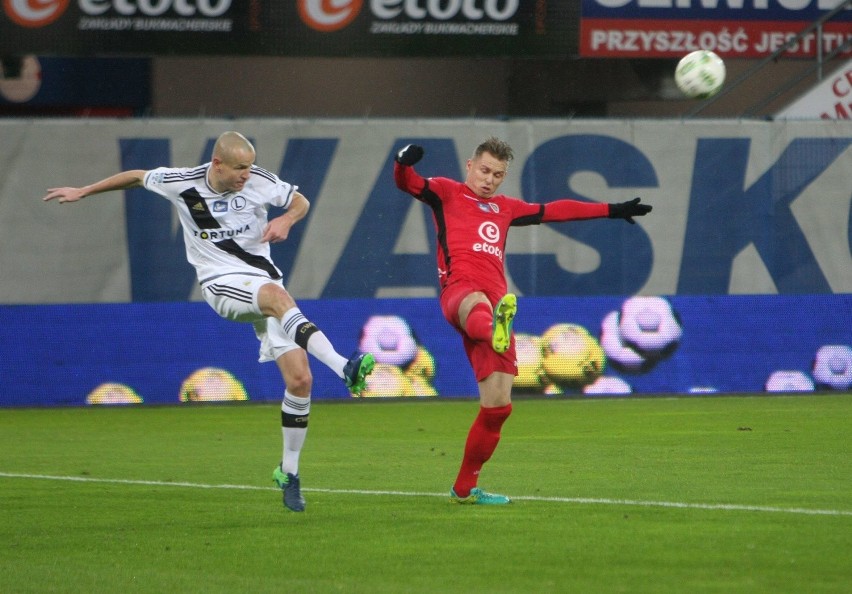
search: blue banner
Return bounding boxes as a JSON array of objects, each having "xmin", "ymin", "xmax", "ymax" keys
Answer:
[
  {"xmin": 581, "ymin": 0, "xmax": 852, "ymax": 22},
  {"xmin": 1, "ymin": 295, "xmax": 850, "ymax": 407}
]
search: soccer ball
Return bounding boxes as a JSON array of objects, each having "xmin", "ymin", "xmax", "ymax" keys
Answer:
[
  {"xmin": 674, "ymin": 50, "xmax": 726, "ymax": 99},
  {"xmin": 765, "ymin": 370, "xmax": 814, "ymax": 393},
  {"xmin": 358, "ymin": 315, "xmax": 418, "ymax": 367},
  {"xmin": 583, "ymin": 375, "xmax": 632, "ymax": 396},
  {"xmin": 618, "ymin": 296, "xmax": 682, "ymax": 358},
  {"xmin": 540, "ymin": 323, "xmax": 605, "ymax": 387},
  {"xmin": 600, "ymin": 297, "xmax": 682, "ymax": 374},
  {"xmin": 812, "ymin": 344, "xmax": 852, "ymax": 390},
  {"xmin": 180, "ymin": 367, "xmax": 248, "ymax": 402},
  {"xmin": 86, "ymin": 383, "xmax": 143, "ymax": 405}
]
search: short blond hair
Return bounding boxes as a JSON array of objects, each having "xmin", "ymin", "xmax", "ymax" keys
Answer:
[{"xmin": 473, "ymin": 137, "xmax": 514, "ymax": 163}]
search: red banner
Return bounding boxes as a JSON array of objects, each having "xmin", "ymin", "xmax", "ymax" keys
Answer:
[{"xmin": 580, "ymin": 18, "xmax": 852, "ymax": 58}]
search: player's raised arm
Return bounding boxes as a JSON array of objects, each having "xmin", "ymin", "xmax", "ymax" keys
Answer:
[
  {"xmin": 393, "ymin": 144, "xmax": 427, "ymax": 195},
  {"xmin": 42, "ymin": 170, "xmax": 146, "ymax": 204},
  {"xmin": 512, "ymin": 196, "xmax": 652, "ymax": 227},
  {"xmin": 542, "ymin": 196, "xmax": 651, "ymax": 224}
]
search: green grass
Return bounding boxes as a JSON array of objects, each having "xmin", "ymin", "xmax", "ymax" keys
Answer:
[{"xmin": 1, "ymin": 395, "xmax": 850, "ymax": 593}]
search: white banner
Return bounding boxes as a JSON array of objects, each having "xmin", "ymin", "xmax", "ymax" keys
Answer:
[
  {"xmin": 777, "ymin": 59, "xmax": 852, "ymax": 119},
  {"xmin": 1, "ymin": 118, "xmax": 850, "ymax": 304}
]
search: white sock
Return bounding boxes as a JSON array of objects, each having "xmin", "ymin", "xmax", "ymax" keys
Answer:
[
  {"xmin": 281, "ymin": 307, "xmax": 347, "ymax": 378},
  {"xmin": 281, "ymin": 391, "xmax": 310, "ymax": 476}
]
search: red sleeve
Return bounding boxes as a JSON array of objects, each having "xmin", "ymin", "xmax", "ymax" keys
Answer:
[
  {"xmin": 542, "ymin": 199, "xmax": 609, "ymax": 222},
  {"xmin": 394, "ymin": 162, "xmax": 427, "ymax": 196}
]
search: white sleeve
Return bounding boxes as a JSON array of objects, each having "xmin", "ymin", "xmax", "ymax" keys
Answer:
[
  {"xmin": 142, "ymin": 167, "xmax": 175, "ymax": 198},
  {"xmin": 252, "ymin": 165, "xmax": 297, "ymax": 209},
  {"xmin": 276, "ymin": 178, "xmax": 297, "ymax": 210}
]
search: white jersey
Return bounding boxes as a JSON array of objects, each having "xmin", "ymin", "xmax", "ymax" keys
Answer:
[{"xmin": 143, "ymin": 163, "xmax": 296, "ymax": 284}]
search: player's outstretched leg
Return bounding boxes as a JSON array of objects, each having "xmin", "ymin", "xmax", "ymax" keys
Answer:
[
  {"xmin": 343, "ymin": 352, "xmax": 375, "ymax": 396},
  {"xmin": 450, "ymin": 487, "xmax": 512, "ymax": 505},
  {"xmin": 491, "ymin": 293, "xmax": 517, "ymax": 354},
  {"xmin": 272, "ymin": 464, "xmax": 305, "ymax": 512}
]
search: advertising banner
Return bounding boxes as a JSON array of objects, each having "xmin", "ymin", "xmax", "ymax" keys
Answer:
[
  {"xmin": 1, "ymin": 295, "xmax": 850, "ymax": 406},
  {"xmin": 0, "ymin": 1, "xmax": 575, "ymax": 58},
  {"xmin": 777, "ymin": 59, "xmax": 852, "ymax": 119},
  {"xmin": 1, "ymin": 118, "xmax": 849, "ymax": 305},
  {"xmin": 580, "ymin": 0, "xmax": 852, "ymax": 58},
  {"xmin": 0, "ymin": 117, "xmax": 850, "ymax": 404}
]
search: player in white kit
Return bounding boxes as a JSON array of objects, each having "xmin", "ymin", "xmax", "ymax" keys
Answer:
[{"xmin": 43, "ymin": 131, "xmax": 375, "ymax": 512}]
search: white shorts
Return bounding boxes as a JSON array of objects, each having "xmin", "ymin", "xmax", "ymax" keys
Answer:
[{"xmin": 201, "ymin": 274, "xmax": 300, "ymax": 363}]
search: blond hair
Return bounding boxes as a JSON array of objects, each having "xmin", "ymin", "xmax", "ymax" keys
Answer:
[{"xmin": 473, "ymin": 137, "xmax": 514, "ymax": 163}]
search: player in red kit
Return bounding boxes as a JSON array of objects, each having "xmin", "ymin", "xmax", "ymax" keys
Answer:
[{"xmin": 394, "ymin": 137, "xmax": 651, "ymax": 504}]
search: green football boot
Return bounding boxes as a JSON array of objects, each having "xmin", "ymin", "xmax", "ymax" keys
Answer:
[
  {"xmin": 343, "ymin": 352, "xmax": 375, "ymax": 396},
  {"xmin": 491, "ymin": 294, "xmax": 517, "ymax": 353}
]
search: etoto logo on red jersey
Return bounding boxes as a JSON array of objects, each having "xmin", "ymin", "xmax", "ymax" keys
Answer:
[{"xmin": 473, "ymin": 221, "xmax": 503, "ymax": 260}]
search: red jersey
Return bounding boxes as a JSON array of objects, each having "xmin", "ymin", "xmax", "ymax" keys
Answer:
[{"xmin": 394, "ymin": 162, "xmax": 609, "ymax": 296}]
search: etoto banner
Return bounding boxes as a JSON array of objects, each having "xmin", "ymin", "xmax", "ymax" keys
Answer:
[
  {"xmin": 0, "ymin": 0, "xmax": 576, "ymax": 58},
  {"xmin": 580, "ymin": 0, "xmax": 852, "ymax": 59}
]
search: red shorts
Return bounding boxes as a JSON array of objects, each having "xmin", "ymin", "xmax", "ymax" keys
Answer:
[{"xmin": 440, "ymin": 281, "xmax": 517, "ymax": 382}]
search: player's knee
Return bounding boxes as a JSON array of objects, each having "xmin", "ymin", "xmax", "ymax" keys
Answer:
[
  {"xmin": 259, "ymin": 283, "xmax": 297, "ymax": 318},
  {"xmin": 285, "ymin": 368, "xmax": 313, "ymax": 394}
]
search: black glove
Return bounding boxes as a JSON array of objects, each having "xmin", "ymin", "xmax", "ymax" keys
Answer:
[
  {"xmin": 396, "ymin": 144, "xmax": 424, "ymax": 166},
  {"xmin": 608, "ymin": 197, "xmax": 652, "ymax": 224}
]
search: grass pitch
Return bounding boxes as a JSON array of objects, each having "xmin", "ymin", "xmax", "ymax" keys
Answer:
[{"xmin": 1, "ymin": 395, "xmax": 850, "ymax": 593}]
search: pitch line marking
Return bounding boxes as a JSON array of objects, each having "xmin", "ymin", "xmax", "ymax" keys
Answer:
[{"xmin": 1, "ymin": 472, "xmax": 850, "ymax": 518}]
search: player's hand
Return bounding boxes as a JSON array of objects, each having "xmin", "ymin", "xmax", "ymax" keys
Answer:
[
  {"xmin": 395, "ymin": 144, "xmax": 424, "ymax": 166},
  {"xmin": 262, "ymin": 215, "xmax": 295, "ymax": 243},
  {"xmin": 42, "ymin": 187, "xmax": 85, "ymax": 204},
  {"xmin": 608, "ymin": 197, "xmax": 652, "ymax": 224}
]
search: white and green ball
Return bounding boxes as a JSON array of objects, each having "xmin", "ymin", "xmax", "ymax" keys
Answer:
[{"xmin": 675, "ymin": 50, "xmax": 726, "ymax": 99}]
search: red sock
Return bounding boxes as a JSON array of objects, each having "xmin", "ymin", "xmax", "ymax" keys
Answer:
[
  {"xmin": 464, "ymin": 302, "xmax": 492, "ymax": 343},
  {"xmin": 453, "ymin": 404, "xmax": 513, "ymax": 497}
]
